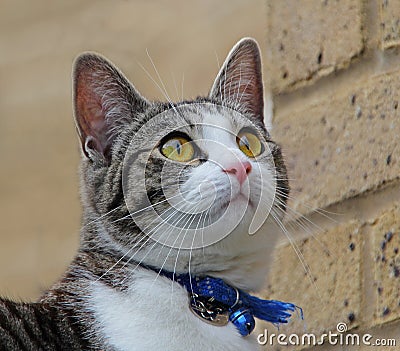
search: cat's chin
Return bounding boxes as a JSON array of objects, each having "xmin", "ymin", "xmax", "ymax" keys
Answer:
[
  {"xmin": 198, "ymin": 213, "xmax": 279, "ymax": 291},
  {"xmin": 210, "ymin": 192, "xmax": 254, "ymax": 220},
  {"xmin": 135, "ymin": 211, "xmax": 278, "ymax": 291}
]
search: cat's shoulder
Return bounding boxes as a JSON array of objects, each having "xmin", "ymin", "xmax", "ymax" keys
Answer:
[{"xmin": 0, "ymin": 298, "xmax": 84, "ymax": 350}]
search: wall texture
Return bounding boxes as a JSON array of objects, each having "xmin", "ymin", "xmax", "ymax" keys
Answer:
[{"xmin": 261, "ymin": 0, "xmax": 400, "ymax": 349}]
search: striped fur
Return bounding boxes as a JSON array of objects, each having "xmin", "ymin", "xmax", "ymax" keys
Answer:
[{"xmin": 0, "ymin": 299, "xmax": 84, "ymax": 350}]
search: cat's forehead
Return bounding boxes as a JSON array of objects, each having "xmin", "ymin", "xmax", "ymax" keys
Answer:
[{"xmin": 166, "ymin": 103, "xmax": 255, "ymax": 139}]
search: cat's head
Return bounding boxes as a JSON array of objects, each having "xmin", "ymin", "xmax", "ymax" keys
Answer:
[{"xmin": 73, "ymin": 38, "xmax": 288, "ymax": 290}]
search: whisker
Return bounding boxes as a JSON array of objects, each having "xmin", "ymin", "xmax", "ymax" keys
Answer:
[
  {"xmin": 258, "ymin": 183, "xmax": 331, "ymax": 255},
  {"xmin": 145, "ymin": 49, "xmax": 184, "ymax": 119},
  {"xmin": 170, "ymin": 69, "xmax": 180, "ymax": 101},
  {"xmin": 151, "ymin": 207, "xmax": 198, "ymax": 279},
  {"xmin": 276, "ymin": 195, "xmax": 330, "ymax": 242},
  {"xmin": 137, "ymin": 59, "xmax": 181, "ymax": 117},
  {"xmin": 95, "ymin": 202, "xmax": 188, "ymax": 284},
  {"xmin": 214, "ymin": 50, "xmax": 221, "ymax": 70},
  {"xmin": 112, "ymin": 188, "xmax": 193, "ymax": 223},
  {"xmin": 256, "ymin": 181, "xmax": 327, "ymax": 286},
  {"xmin": 181, "ymin": 72, "xmax": 185, "ymax": 101},
  {"xmin": 270, "ymin": 209, "xmax": 323, "ymax": 302},
  {"xmin": 146, "ymin": 49, "xmax": 173, "ymax": 102},
  {"xmin": 94, "ymin": 234, "xmax": 147, "ymax": 284},
  {"xmin": 117, "ymin": 206, "xmax": 188, "ymax": 285},
  {"xmin": 187, "ymin": 202, "xmax": 210, "ymax": 296},
  {"xmin": 82, "ymin": 205, "xmax": 122, "ymax": 228},
  {"xmin": 200, "ymin": 206, "xmax": 211, "ymax": 259},
  {"xmin": 121, "ymin": 195, "xmax": 203, "ymax": 285},
  {"xmin": 275, "ymin": 188, "xmax": 341, "ymax": 222},
  {"xmin": 170, "ymin": 203, "xmax": 205, "ymax": 295}
]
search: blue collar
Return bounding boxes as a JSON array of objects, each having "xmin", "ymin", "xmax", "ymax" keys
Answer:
[{"xmin": 151, "ymin": 267, "xmax": 302, "ymax": 336}]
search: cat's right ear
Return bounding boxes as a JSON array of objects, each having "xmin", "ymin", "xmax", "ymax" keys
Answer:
[{"xmin": 73, "ymin": 53, "xmax": 149, "ymax": 163}]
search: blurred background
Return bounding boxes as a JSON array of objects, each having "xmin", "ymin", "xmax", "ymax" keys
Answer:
[{"xmin": 0, "ymin": 0, "xmax": 267, "ymax": 300}]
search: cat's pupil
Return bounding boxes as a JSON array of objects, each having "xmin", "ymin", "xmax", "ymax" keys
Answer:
[
  {"xmin": 176, "ymin": 141, "xmax": 181, "ymax": 154},
  {"xmin": 241, "ymin": 136, "xmax": 250, "ymax": 150}
]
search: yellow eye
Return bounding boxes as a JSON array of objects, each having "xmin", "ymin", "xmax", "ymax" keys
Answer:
[
  {"xmin": 237, "ymin": 130, "xmax": 262, "ymax": 158},
  {"xmin": 161, "ymin": 136, "xmax": 195, "ymax": 162}
]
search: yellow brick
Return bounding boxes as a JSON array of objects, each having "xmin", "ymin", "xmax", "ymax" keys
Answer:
[
  {"xmin": 274, "ymin": 71, "xmax": 400, "ymax": 215},
  {"xmin": 380, "ymin": 0, "xmax": 400, "ymax": 49},
  {"xmin": 371, "ymin": 203, "xmax": 400, "ymax": 325},
  {"xmin": 260, "ymin": 220, "xmax": 362, "ymax": 350},
  {"xmin": 266, "ymin": 0, "xmax": 363, "ymax": 93}
]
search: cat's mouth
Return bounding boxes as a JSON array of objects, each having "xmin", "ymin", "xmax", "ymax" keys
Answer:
[{"xmin": 216, "ymin": 192, "xmax": 254, "ymax": 213}]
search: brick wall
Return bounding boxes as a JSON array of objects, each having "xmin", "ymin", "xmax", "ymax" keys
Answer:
[{"xmin": 261, "ymin": 0, "xmax": 400, "ymax": 349}]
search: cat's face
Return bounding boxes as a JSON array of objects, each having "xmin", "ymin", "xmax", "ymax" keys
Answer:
[
  {"xmin": 73, "ymin": 38, "xmax": 288, "ymax": 288},
  {"xmin": 121, "ymin": 102, "xmax": 276, "ymax": 247}
]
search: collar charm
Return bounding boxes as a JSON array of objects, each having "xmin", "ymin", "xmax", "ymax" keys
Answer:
[
  {"xmin": 189, "ymin": 293, "xmax": 230, "ymax": 326},
  {"xmin": 189, "ymin": 285, "xmax": 256, "ymax": 336}
]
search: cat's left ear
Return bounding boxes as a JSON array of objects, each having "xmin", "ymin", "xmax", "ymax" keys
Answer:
[
  {"xmin": 73, "ymin": 53, "xmax": 149, "ymax": 163},
  {"xmin": 209, "ymin": 38, "xmax": 265, "ymax": 124}
]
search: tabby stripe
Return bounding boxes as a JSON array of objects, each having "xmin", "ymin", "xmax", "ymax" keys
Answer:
[
  {"xmin": 2, "ymin": 303, "xmax": 29, "ymax": 349},
  {"xmin": 33, "ymin": 306, "xmax": 54, "ymax": 347},
  {"xmin": 13, "ymin": 304, "xmax": 43, "ymax": 349},
  {"xmin": 0, "ymin": 301, "xmax": 29, "ymax": 350}
]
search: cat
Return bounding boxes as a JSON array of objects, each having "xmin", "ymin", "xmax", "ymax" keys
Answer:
[{"xmin": 0, "ymin": 37, "xmax": 292, "ymax": 351}]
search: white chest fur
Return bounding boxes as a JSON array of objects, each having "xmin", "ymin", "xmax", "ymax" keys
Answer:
[{"xmin": 88, "ymin": 269, "xmax": 260, "ymax": 351}]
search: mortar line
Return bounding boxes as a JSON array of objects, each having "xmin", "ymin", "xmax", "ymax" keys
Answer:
[
  {"xmin": 277, "ymin": 181, "xmax": 400, "ymax": 247},
  {"xmin": 272, "ymin": 48, "xmax": 400, "ymax": 118}
]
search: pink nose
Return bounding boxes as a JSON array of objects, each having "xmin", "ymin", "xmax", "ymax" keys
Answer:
[{"xmin": 222, "ymin": 161, "xmax": 252, "ymax": 185}]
